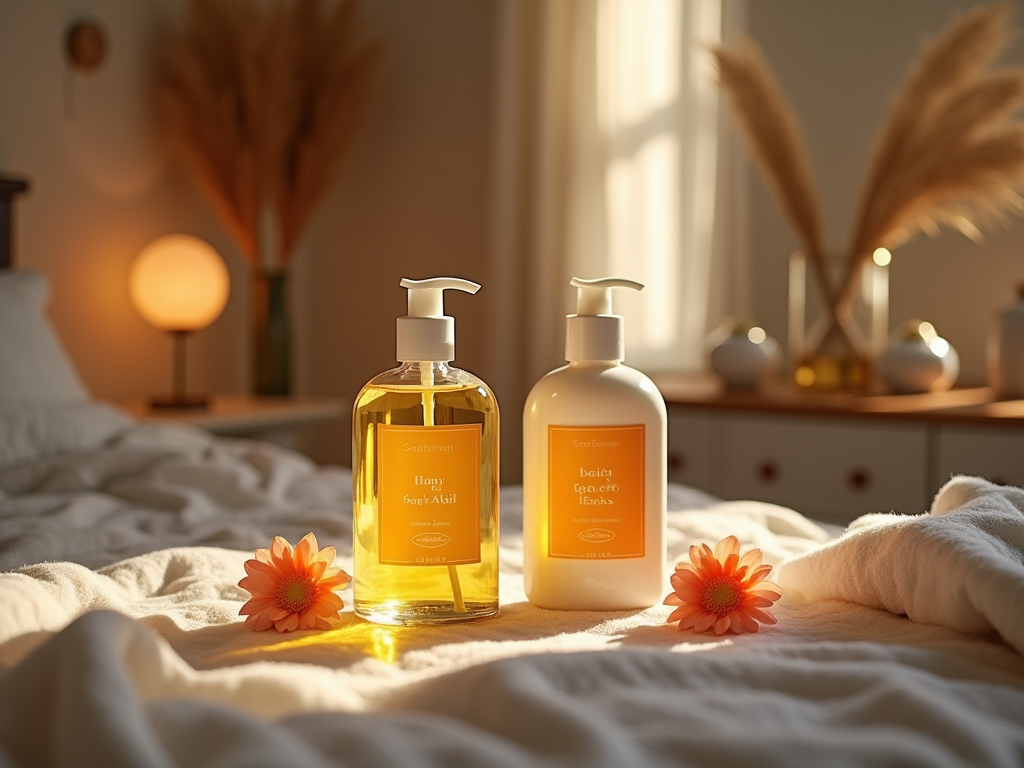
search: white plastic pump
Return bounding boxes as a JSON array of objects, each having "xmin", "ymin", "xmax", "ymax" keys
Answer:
[
  {"xmin": 396, "ymin": 277, "xmax": 480, "ymax": 362},
  {"xmin": 565, "ymin": 277, "xmax": 644, "ymax": 362}
]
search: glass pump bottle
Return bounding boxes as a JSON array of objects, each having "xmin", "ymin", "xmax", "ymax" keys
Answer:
[{"xmin": 353, "ymin": 277, "xmax": 499, "ymax": 624}]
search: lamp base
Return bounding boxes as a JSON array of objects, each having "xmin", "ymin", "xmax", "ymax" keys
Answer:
[{"xmin": 148, "ymin": 393, "xmax": 211, "ymax": 410}]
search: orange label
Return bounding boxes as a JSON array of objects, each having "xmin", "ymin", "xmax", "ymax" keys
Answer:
[
  {"xmin": 547, "ymin": 424, "xmax": 645, "ymax": 559},
  {"xmin": 378, "ymin": 424, "xmax": 482, "ymax": 566}
]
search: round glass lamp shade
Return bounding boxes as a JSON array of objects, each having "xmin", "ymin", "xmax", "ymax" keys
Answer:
[{"xmin": 130, "ymin": 235, "xmax": 230, "ymax": 331}]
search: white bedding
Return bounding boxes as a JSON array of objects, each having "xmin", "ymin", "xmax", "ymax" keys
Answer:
[{"xmin": 2, "ymin": 419, "xmax": 1024, "ymax": 767}]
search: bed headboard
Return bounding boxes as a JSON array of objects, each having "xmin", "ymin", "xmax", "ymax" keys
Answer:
[{"xmin": 0, "ymin": 176, "xmax": 29, "ymax": 270}]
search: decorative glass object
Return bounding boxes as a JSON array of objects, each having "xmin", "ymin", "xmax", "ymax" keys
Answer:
[
  {"xmin": 788, "ymin": 251, "xmax": 889, "ymax": 391},
  {"xmin": 877, "ymin": 320, "xmax": 959, "ymax": 394},
  {"xmin": 707, "ymin": 319, "xmax": 780, "ymax": 391},
  {"xmin": 989, "ymin": 283, "xmax": 1024, "ymax": 399},
  {"xmin": 252, "ymin": 270, "xmax": 291, "ymax": 396}
]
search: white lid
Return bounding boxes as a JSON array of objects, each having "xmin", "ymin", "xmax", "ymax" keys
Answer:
[
  {"xmin": 396, "ymin": 277, "xmax": 480, "ymax": 362},
  {"xmin": 565, "ymin": 277, "xmax": 644, "ymax": 362}
]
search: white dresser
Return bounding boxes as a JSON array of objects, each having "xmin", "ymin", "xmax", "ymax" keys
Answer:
[{"xmin": 654, "ymin": 374, "xmax": 1024, "ymax": 525}]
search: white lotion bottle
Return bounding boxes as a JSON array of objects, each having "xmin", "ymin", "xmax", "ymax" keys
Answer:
[{"xmin": 523, "ymin": 277, "xmax": 667, "ymax": 610}]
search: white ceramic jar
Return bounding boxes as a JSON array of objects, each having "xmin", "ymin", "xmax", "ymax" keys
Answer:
[
  {"xmin": 877, "ymin": 320, "xmax": 959, "ymax": 394},
  {"xmin": 707, "ymin": 319, "xmax": 780, "ymax": 391},
  {"xmin": 990, "ymin": 285, "xmax": 1024, "ymax": 399}
]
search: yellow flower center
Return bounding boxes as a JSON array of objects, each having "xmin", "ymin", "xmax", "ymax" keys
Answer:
[
  {"xmin": 702, "ymin": 577, "xmax": 740, "ymax": 615},
  {"xmin": 276, "ymin": 574, "xmax": 316, "ymax": 613}
]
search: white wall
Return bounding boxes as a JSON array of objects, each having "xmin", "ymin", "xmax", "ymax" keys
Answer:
[
  {"xmin": 746, "ymin": 0, "xmax": 1024, "ymax": 384},
  {"xmin": 0, "ymin": 0, "xmax": 497, "ymax": 468}
]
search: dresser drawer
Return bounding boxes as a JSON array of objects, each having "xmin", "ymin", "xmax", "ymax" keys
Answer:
[
  {"xmin": 936, "ymin": 426, "xmax": 1024, "ymax": 487},
  {"xmin": 666, "ymin": 407, "xmax": 716, "ymax": 493},
  {"xmin": 720, "ymin": 414, "xmax": 930, "ymax": 524}
]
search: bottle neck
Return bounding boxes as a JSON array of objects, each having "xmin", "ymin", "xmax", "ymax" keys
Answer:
[
  {"xmin": 396, "ymin": 360, "xmax": 452, "ymax": 386},
  {"xmin": 568, "ymin": 359, "xmax": 620, "ymax": 369}
]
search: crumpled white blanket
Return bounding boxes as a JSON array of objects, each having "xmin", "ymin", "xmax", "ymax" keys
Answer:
[
  {"xmin": 1, "ymin": 423, "xmax": 1024, "ymax": 767},
  {"xmin": 0, "ymin": 421, "xmax": 351, "ymax": 571},
  {"xmin": 777, "ymin": 475, "xmax": 1024, "ymax": 655}
]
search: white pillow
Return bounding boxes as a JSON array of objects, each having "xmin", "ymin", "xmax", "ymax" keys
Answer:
[
  {"xmin": 0, "ymin": 270, "xmax": 89, "ymax": 402},
  {"xmin": 0, "ymin": 401, "xmax": 133, "ymax": 467}
]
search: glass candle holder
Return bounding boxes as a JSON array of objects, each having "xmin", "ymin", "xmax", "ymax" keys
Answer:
[{"xmin": 788, "ymin": 250, "xmax": 889, "ymax": 391}]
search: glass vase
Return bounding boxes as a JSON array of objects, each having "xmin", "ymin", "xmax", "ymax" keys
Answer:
[
  {"xmin": 788, "ymin": 251, "xmax": 888, "ymax": 391},
  {"xmin": 252, "ymin": 270, "xmax": 291, "ymax": 396}
]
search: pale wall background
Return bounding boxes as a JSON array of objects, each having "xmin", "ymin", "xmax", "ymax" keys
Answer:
[
  {"xmin": 747, "ymin": 0, "xmax": 1024, "ymax": 380},
  {"xmin": 2, "ymin": 0, "xmax": 1023, "ymax": 481}
]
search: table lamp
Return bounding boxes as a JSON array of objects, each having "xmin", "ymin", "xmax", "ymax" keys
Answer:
[{"xmin": 129, "ymin": 234, "xmax": 230, "ymax": 409}]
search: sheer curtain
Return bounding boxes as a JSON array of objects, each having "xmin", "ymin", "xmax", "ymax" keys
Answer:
[{"xmin": 487, "ymin": 0, "xmax": 745, "ymax": 480}]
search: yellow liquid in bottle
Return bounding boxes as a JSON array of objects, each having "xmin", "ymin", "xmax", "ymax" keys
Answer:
[{"xmin": 353, "ymin": 362, "xmax": 499, "ymax": 624}]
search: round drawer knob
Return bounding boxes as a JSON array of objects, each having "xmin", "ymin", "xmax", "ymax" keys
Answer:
[
  {"xmin": 757, "ymin": 460, "xmax": 779, "ymax": 484},
  {"xmin": 669, "ymin": 452, "xmax": 686, "ymax": 472},
  {"xmin": 848, "ymin": 468, "xmax": 871, "ymax": 491}
]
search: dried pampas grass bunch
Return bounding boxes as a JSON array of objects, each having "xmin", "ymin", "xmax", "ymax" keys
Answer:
[
  {"xmin": 159, "ymin": 0, "xmax": 381, "ymax": 271},
  {"xmin": 712, "ymin": 3, "xmax": 1024, "ymax": 353}
]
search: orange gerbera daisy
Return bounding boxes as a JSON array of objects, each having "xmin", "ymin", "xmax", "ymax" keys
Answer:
[
  {"xmin": 664, "ymin": 535, "xmax": 782, "ymax": 635},
  {"xmin": 238, "ymin": 533, "xmax": 351, "ymax": 632}
]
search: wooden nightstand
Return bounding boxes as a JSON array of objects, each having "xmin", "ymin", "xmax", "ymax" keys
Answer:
[
  {"xmin": 119, "ymin": 395, "xmax": 347, "ymax": 451},
  {"xmin": 651, "ymin": 373, "xmax": 1024, "ymax": 525}
]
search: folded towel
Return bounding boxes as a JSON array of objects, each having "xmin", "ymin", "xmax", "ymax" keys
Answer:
[{"xmin": 776, "ymin": 476, "xmax": 1024, "ymax": 653}]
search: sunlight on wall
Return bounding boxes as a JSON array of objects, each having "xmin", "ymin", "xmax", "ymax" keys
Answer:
[{"xmin": 594, "ymin": 0, "xmax": 722, "ymax": 371}]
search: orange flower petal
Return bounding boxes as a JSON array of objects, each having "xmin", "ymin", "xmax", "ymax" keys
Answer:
[
  {"xmin": 254, "ymin": 548, "xmax": 273, "ymax": 565},
  {"xmin": 270, "ymin": 537, "xmax": 296, "ymax": 575},
  {"xmin": 750, "ymin": 582, "xmax": 783, "ymax": 600},
  {"xmin": 274, "ymin": 612, "xmax": 300, "ymax": 633},
  {"xmin": 315, "ymin": 545, "xmax": 337, "ymax": 566},
  {"xmin": 714, "ymin": 536, "xmax": 739, "ymax": 561},
  {"xmin": 245, "ymin": 559, "xmax": 281, "ymax": 580},
  {"xmin": 238, "ymin": 596, "xmax": 277, "ymax": 616},
  {"xmin": 679, "ymin": 610, "xmax": 708, "ymax": 630},
  {"xmin": 744, "ymin": 564, "xmax": 774, "ymax": 587},
  {"xmin": 712, "ymin": 614, "xmax": 732, "ymax": 635},
  {"xmin": 238, "ymin": 573, "xmax": 277, "ymax": 596},
  {"xmin": 738, "ymin": 549, "xmax": 762, "ymax": 569},
  {"xmin": 294, "ymin": 532, "xmax": 318, "ymax": 567},
  {"xmin": 307, "ymin": 559, "xmax": 328, "ymax": 582},
  {"xmin": 744, "ymin": 606, "xmax": 777, "ymax": 625},
  {"xmin": 693, "ymin": 612, "xmax": 718, "ymax": 633},
  {"xmin": 737, "ymin": 611, "xmax": 760, "ymax": 633},
  {"xmin": 722, "ymin": 552, "xmax": 740, "ymax": 575}
]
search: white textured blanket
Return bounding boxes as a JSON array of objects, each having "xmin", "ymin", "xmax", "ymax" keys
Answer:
[{"xmin": 1, "ymin": 423, "xmax": 1024, "ymax": 767}]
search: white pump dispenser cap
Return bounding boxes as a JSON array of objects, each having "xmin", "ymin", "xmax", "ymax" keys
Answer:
[
  {"xmin": 396, "ymin": 277, "xmax": 480, "ymax": 362},
  {"xmin": 565, "ymin": 277, "xmax": 644, "ymax": 362}
]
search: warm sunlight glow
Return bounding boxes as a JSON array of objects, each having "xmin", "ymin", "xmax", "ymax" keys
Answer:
[
  {"xmin": 130, "ymin": 234, "xmax": 229, "ymax": 331},
  {"xmin": 598, "ymin": 0, "xmax": 681, "ymax": 131},
  {"xmin": 795, "ymin": 365, "xmax": 816, "ymax": 387},
  {"xmin": 608, "ymin": 135, "xmax": 679, "ymax": 349},
  {"xmin": 872, "ymin": 247, "xmax": 892, "ymax": 267},
  {"xmin": 591, "ymin": 0, "xmax": 722, "ymax": 369},
  {"xmin": 747, "ymin": 327, "xmax": 766, "ymax": 344},
  {"xmin": 929, "ymin": 337, "xmax": 950, "ymax": 357}
]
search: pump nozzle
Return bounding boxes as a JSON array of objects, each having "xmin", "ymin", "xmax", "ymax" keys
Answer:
[
  {"xmin": 565, "ymin": 276, "xmax": 644, "ymax": 362},
  {"xmin": 400, "ymin": 277, "xmax": 480, "ymax": 318},
  {"xmin": 570, "ymin": 277, "xmax": 643, "ymax": 315},
  {"xmin": 397, "ymin": 277, "xmax": 481, "ymax": 362}
]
